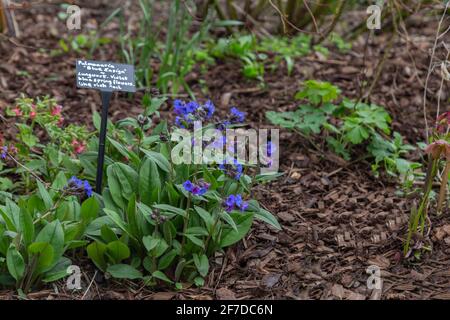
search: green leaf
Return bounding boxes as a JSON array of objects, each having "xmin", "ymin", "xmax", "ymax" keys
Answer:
[
  {"xmin": 185, "ymin": 234, "xmax": 204, "ymax": 249},
  {"xmin": 19, "ymin": 208, "xmax": 34, "ymax": 247},
  {"xmin": 193, "ymin": 253, "xmax": 209, "ymax": 277},
  {"xmin": 158, "ymin": 249, "xmax": 177, "ymax": 270},
  {"xmin": 345, "ymin": 125, "xmax": 369, "ymax": 144},
  {"xmin": 152, "ymin": 204, "xmax": 186, "ymax": 217},
  {"xmin": 42, "ymin": 257, "xmax": 71, "ymax": 283},
  {"xmin": 140, "ymin": 149, "xmax": 170, "ymax": 173},
  {"xmin": 80, "ymin": 196, "xmax": 100, "ymax": 223},
  {"xmin": 143, "ymin": 236, "xmax": 160, "ymax": 252},
  {"xmin": 152, "ymin": 270, "xmax": 173, "ymax": 284},
  {"xmin": 194, "ymin": 206, "xmax": 214, "ymax": 232},
  {"xmin": 35, "ymin": 220, "xmax": 64, "ymax": 269},
  {"xmin": 219, "ymin": 211, "xmax": 238, "ymax": 232},
  {"xmin": 103, "ymin": 209, "xmax": 135, "ymax": 241},
  {"xmin": 28, "ymin": 242, "xmax": 55, "ymax": 272},
  {"xmin": 220, "ymin": 213, "xmax": 254, "ymax": 247},
  {"xmin": 107, "ymin": 264, "xmax": 143, "ymax": 280},
  {"xmin": 6, "ymin": 246, "xmax": 25, "ymax": 281},
  {"xmin": 87, "ymin": 242, "xmax": 107, "ymax": 271},
  {"xmin": 106, "ymin": 241, "xmax": 130, "ymax": 264},
  {"xmin": 139, "ymin": 157, "xmax": 161, "ymax": 205},
  {"xmin": 37, "ymin": 181, "xmax": 53, "ymax": 210},
  {"xmin": 249, "ymin": 201, "xmax": 281, "ymax": 230}
]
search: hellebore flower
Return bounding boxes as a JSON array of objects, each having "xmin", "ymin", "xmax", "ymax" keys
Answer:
[
  {"xmin": 425, "ymin": 139, "xmax": 450, "ymax": 160},
  {"xmin": 436, "ymin": 112, "xmax": 450, "ymax": 134}
]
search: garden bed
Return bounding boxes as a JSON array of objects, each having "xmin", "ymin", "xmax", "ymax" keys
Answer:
[{"xmin": 0, "ymin": 1, "xmax": 450, "ymax": 300}]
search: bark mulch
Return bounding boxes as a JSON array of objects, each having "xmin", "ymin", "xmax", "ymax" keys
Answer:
[{"xmin": 0, "ymin": 1, "xmax": 449, "ymax": 300}]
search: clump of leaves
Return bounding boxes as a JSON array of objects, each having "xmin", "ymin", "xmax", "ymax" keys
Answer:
[{"xmin": 267, "ymin": 80, "xmax": 418, "ymax": 177}]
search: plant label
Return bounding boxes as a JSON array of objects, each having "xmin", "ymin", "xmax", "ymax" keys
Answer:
[{"xmin": 76, "ymin": 60, "xmax": 136, "ymax": 93}]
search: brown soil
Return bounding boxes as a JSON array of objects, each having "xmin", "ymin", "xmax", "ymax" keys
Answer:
[{"xmin": 0, "ymin": 1, "xmax": 449, "ymax": 300}]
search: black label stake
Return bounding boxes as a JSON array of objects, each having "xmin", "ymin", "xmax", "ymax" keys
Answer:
[
  {"xmin": 76, "ymin": 60, "xmax": 136, "ymax": 193},
  {"xmin": 96, "ymin": 91, "xmax": 112, "ymax": 193}
]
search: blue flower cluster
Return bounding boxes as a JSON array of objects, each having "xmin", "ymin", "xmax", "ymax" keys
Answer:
[
  {"xmin": 224, "ymin": 194, "xmax": 248, "ymax": 212},
  {"xmin": 0, "ymin": 146, "xmax": 7, "ymax": 159},
  {"xmin": 68, "ymin": 176, "xmax": 93, "ymax": 197},
  {"xmin": 219, "ymin": 157, "xmax": 243, "ymax": 180},
  {"xmin": 174, "ymin": 100, "xmax": 215, "ymax": 129},
  {"xmin": 183, "ymin": 179, "xmax": 210, "ymax": 196},
  {"xmin": 230, "ymin": 107, "xmax": 245, "ymax": 123},
  {"xmin": 267, "ymin": 141, "xmax": 276, "ymax": 157}
]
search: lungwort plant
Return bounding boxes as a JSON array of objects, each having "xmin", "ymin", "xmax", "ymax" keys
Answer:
[{"xmin": 82, "ymin": 98, "xmax": 280, "ymax": 287}]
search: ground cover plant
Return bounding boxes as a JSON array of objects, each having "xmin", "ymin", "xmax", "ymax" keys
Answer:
[
  {"xmin": 0, "ymin": 0, "xmax": 450, "ymax": 301},
  {"xmin": 0, "ymin": 96, "xmax": 279, "ymax": 292}
]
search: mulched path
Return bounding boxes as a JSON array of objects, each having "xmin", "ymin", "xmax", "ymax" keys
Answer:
[{"xmin": 0, "ymin": 1, "xmax": 449, "ymax": 300}]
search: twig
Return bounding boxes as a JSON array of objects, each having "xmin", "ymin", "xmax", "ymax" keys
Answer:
[
  {"xmin": 268, "ymin": 0, "xmax": 316, "ymax": 35},
  {"xmin": 423, "ymin": 1, "xmax": 450, "ymax": 140},
  {"xmin": 314, "ymin": 0, "xmax": 345, "ymax": 45},
  {"xmin": 81, "ymin": 270, "xmax": 97, "ymax": 300},
  {"xmin": 5, "ymin": 152, "xmax": 48, "ymax": 187}
]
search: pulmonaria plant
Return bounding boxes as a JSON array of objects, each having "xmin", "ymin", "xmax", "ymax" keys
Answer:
[{"xmin": 6, "ymin": 96, "xmax": 90, "ymax": 156}]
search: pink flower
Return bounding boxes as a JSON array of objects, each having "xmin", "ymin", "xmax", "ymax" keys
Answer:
[
  {"xmin": 57, "ymin": 116, "xmax": 64, "ymax": 127},
  {"xmin": 72, "ymin": 139, "xmax": 86, "ymax": 154},
  {"xmin": 51, "ymin": 105, "xmax": 63, "ymax": 116},
  {"xmin": 75, "ymin": 144, "xmax": 86, "ymax": 154},
  {"xmin": 13, "ymin": 107, "xmax": 22, "ymax": 116},
  {"xmin": 425, "ymin": 139, "xmax": 450, "ymax": 159},
  {"xmin": 30, "ymin": 104, "xmax": 37, "ymax": 119}
]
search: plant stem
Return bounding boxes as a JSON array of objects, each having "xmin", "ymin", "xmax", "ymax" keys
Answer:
[{"xmin": 180, "ymin": 195, "xmax": 191, "ymax": 256}]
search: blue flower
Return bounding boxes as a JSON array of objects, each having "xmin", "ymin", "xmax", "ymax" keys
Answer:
[
  {"xmin": 175, "ymin": 116, "xmax": 186, "ymax": 129},
  {"xmin": 174, "ymin": 100, "xmax": 188, "ymax": 116},
  {"xmin": 183, "ymin": 180, "xmax": 210, "ymax": 196},
  {"xmin": 203, "ymin": 100, "xmax": 215, "ymax": 119},
  {"xmin": 68, "ymin": 176, "xmax": 93, "ymax": 197},
  {"xmin": 1, "ymin": 146, "xmax": 7, "ymax": 159},
  {"xmin": 183, "ymin": 180, "xmax": 194, "ymax": 192},
  {"xmin": 84, "ymin": 180, "xmax": 93, "ymax": 197},
  {"xmin": 185, "ymin": 101, "xmax": 199, "ymax": 114},
  {"xmin": 223, "ymin": 194, "xmax": 249, "ymax": 212},
  {"xmin": 230, "ymin": 107, "xmax": 245, "ymax": 123},
  {"xmin": 219, "ymin": 157, "xmax": 243, "ymax": 180},
  {"xmin": 267, "ymin": 141, "xmax": 276, "ymax": 157},
  {"xmin": 69, "ymin": 176, "xmax": 83, "ymax": 188},
  {"xmin": 224, "ymin": 195, "xmax": 236, "ymax": 212}
]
